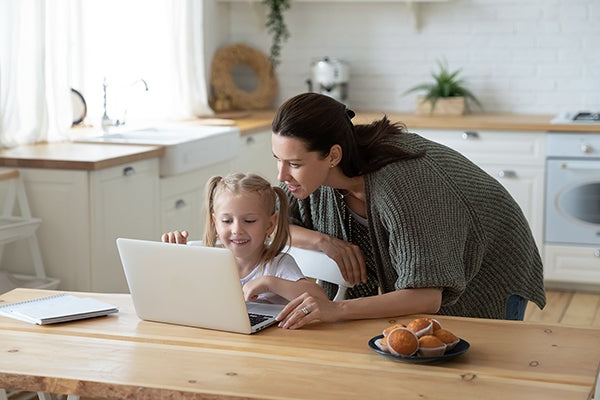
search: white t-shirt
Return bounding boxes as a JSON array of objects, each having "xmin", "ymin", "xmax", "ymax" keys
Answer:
[{"xmin": 239, "ymin": 252, "xmax": 305, "ymax": 304}]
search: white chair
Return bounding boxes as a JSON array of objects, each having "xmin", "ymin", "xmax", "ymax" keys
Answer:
[
  {"xmin": 187, "ymin": 241, "xmax": 351, "ymax": 301},
  {"xmin": 287, "ymin": 246, "xmax": 351, "ymax": 301}
]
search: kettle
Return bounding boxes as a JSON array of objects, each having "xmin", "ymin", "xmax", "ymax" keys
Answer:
[{"xmin": 306, "ymin": 57, "xmax": 349, "ymax": 105}]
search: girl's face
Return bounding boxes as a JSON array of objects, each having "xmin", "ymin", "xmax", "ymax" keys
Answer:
[
  {"xmin": 212, "ymin": 191, "xmax": 277, "ymax": 263},
  {"xmin": 272, "ymin": 133, "xmax": 333, "ymax": 200}
]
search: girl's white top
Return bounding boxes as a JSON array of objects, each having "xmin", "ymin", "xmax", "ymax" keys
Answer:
[{"xmin": 239, "ymin": 252, "xmax": 305, "ymax": 304}]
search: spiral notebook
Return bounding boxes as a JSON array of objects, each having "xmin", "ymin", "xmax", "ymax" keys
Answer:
[{"xmin": 0, "ymin": 293, "xmax": 118, "ymax": 325}]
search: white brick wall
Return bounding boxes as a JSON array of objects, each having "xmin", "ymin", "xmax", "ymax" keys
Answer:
[{"xmin": 214, "ymin": 0, "xmax": 599, "ymax": 114}]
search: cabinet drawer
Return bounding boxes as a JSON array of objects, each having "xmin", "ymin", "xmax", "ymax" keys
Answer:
[
  {"xmin": 544, "ymin": 244, "xmax": 600, "ymax": 286},
  {"xmin": 92, "ymin": 159, "xmax": 158, "ymax": 180},
  {"xmin": 161, "ymin": 190, "xmax": 202, "ymax": 234},
  {"xmin": 418, "ymin": 129, "xmax": 546, "ymax": 166}
]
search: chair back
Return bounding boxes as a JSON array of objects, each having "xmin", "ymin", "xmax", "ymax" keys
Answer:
[
  {"xmin": 187, "ymin": 241, "xmax": 351, "ymax": 301},
  {"xmin": 287, "ymin": 246, "xmax": 350, "ymax": 301}
]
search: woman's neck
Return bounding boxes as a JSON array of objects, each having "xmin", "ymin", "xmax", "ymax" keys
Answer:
[
  {"xmin": 336, "ymin": 176, "xmax": 367, "ymax": 217},
  {"xmin": 338, "ymin": 176, "xmax": 365, "ymax": 200}
]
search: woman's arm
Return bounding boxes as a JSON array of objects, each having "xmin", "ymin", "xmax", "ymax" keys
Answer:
[
  {"xmin": 243, "ymin": 276, "xmax": 328, "ymax": 302},
  {"xmin": 289, "ymin": 225, "xmax": 367, "ymax": 285},
  {"xmin": 277, "ymin": 288, "xmax": 442, "ymax": 329}
]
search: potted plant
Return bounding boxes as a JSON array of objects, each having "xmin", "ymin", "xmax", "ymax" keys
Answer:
[
  {"xmin": 263, "ymin": 0, "xmax": 291, "ymax": 69},
  {"xmin": 404, "ymin": 59, "xmax": 482, "ymax": 115}
]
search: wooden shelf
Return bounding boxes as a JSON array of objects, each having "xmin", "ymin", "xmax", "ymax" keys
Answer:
[{"xmin": 218, "ymin": 0, "xmax": 449, "ymax": 31}]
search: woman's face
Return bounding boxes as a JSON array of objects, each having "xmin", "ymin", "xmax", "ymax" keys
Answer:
[{"xmin": 272, "ymin": 133, "xmax": 332, "ymax": 200}]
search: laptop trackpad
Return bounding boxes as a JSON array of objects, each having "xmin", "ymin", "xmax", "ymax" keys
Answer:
[{"xmin": 246, "ymin": 302, "xmax": 285, "ymax": 317}]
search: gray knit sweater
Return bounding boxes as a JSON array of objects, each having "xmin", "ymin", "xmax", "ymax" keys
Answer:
[{"xmin": 285, "ymin": 132, "xmax": 546, "ymax": 319}]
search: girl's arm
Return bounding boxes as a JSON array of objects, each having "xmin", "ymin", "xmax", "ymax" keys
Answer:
[{"xmin": 243, "ymin": 276, "xmax": 328, "ymax": 303}]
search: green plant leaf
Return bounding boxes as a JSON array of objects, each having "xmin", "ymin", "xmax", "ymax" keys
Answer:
[
  {"xmin": 403, "ymin": 57, "xmax": 482, "ymax": 111},
  {"xmin": 262, "ymin": 0, "xmax": 291, "ymax": 69}
]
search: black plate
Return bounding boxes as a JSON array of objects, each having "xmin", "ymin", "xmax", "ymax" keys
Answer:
[{"xmin": 368, "ymin": 334, "xmax": 470, "ymax": 364}]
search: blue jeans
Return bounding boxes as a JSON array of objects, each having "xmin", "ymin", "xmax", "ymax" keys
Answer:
[{"xmin": 505, "ymin": 294, "xmax": 527, "ymax": 320}]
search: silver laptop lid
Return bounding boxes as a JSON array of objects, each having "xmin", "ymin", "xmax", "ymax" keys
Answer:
[{"xmin": 116, "ymin": 238, "xmax": 281, "ymax": 334}]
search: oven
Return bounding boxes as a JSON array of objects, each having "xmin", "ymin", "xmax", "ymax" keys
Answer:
[{"xmin": 545, "ymin": 133, "xmax": 600, "ymax": 246}]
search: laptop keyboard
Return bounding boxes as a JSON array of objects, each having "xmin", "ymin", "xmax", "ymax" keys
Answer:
[{"xmin": 248, "ymin": 313, "xmax": 271, "ymax": 327}]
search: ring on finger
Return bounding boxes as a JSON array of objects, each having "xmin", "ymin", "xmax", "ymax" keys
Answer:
[{"xmin": 301, "ymin": 306, "xmax": 310, "ymax": 315}]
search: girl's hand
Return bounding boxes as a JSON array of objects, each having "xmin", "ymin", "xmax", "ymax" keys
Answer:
[
  {"xmin": 276, "ymin": 292, "xmax": 341, "ymax": 329},
  {"xmin": 161, "ymin": 230, "xmax": 189, "ymax": 244},
  {"xmin": 242, "ymin": 277, "xmax": 270, "ymax": 302},
  {"xmin": 320, "ymin": 236, "xmax": 367, "ymax": 286}
]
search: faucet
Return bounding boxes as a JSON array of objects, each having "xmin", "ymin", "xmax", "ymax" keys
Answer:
[{"xmin": 101, "ymin": 77, "xmax": 149, "ymax": 133}]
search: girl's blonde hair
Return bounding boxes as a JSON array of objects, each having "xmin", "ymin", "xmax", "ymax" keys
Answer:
[{"xmin": 203, "ymin": 173, "xmax": 290, "ymax": 268}]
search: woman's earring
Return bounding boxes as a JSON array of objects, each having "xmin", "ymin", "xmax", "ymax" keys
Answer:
[{"xmin": 330, "ymin": 163, "xmax": 335, "ymax": 168}]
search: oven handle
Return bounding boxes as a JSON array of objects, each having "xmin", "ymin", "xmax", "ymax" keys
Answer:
[{"xmin": 558, "ymin": 162, "xmax": 600, "ymax": 171}]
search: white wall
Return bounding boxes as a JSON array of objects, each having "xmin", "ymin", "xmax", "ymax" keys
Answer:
[{"xmin": 215, "ymin": 0, "xmax": 599, "ymax": 114}]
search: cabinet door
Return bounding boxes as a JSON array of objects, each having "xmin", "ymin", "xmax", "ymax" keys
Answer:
[
  {"xmin": 90, "ymin": 159, "xmax": 160, "ymax": 292},
  {"xmin": 479, "ymin": 164, "xmax": 545, "ymax": 250},
  {"xmin": 418, "ymin": 129, "xmax": 546, "ymax": 166},
  {"xmin": 159, "ymin": 159, "xmax": 231, "ymax": 239},
  {"xmin": 231, "ymin": 132, "xmax": 278, "ymax": 184}
]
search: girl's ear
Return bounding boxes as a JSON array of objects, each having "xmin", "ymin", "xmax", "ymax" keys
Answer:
[
  {"xmin": 329, "ymin": 144, "xmax": 342, "ymax": 167},
  {"xmin": 266, "ymin": 212, "xmax": 278, "ymax": 236}
]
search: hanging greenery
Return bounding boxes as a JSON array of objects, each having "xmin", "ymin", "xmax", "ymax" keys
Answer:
[{"xmin": 262, "ymin": 0, "xmax": 291, "ymax": 69}]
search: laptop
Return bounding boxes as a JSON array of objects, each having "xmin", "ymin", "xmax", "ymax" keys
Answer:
[{"xmin": 116, "ymin": 237, "xmax": 285, "ymax": 334}]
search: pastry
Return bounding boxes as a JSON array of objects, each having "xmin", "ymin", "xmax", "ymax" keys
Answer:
[
  {"xmin": 382, "ymin": 323, "xmax": 406, "ymax": 337},
  {"xmin": 433, "ymin": 328, "xmax": 460, "ymax": 350},
  {"xmin": 386, "ymin": 327, "xmax": 419, "ymax": 356},
  {"xmin": 417, "ymin": 335, "xmax": 447, "ymax": 357},
  {"xmin": 406, "ymin": 317, "xmax": 434, "ymax": 337}
]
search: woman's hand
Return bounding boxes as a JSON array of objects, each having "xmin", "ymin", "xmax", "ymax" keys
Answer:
[
  {"xmin": 161, "ymin": 230, "xmax": 189, "ymax": 244},
  {"xmin": 320, "ymin": 235, "xmax": 367, "ymax": 286},
  {"xmin": 276, "ymin": 292, "xmax": 341, "ymax": 329}
]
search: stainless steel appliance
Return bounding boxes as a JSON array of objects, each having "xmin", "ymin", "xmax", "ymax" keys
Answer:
[
  {"xmin": 306, "ymin": 57, "xmax": 349, "ymax": 105},
  {"xmin": 551, "ymin": 111, "xmax": 600, "ymax": 124},
  {"xmin": 545, "ymin": 133, "xmax": 600, "ymax": 246}
]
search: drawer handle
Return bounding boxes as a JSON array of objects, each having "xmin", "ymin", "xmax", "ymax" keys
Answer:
[
  {"xmin": 175, "ymin": 199, "xmax": 187, "ymax": 209},
  {"xmin": 498, "ymin": 170, "xmax": 517, "ymax": 178},
  {"xmin": 461, "ymin": 131, "xmax": 479, "ymax": 140},
  {"xmin": 122, "ymin": 166, "xmax": 136, "ymax": 176}
]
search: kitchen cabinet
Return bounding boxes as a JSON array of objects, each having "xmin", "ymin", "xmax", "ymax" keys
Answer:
[
  {"xmin": 230, "ymin": 131, "xmax": 279, "ymax": 184},
  {"xmin": 159, "ymin": 159, "xmax": 232, "ymax": 239},
  {"xmin": 416, "ymin": 129, "xmax": 546, "ymax": 250},
  {"xmin": 544, "ymin": 245, "xmax": 600, "ymax": 288},
  {"xmin": 1, "ymin": 159, "xmax": 160, "ymax": 293}
]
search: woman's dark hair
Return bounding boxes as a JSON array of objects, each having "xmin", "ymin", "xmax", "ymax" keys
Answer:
[{"xmin": 272, "ymin": 92, "xmax": 424, "ymax": 177}]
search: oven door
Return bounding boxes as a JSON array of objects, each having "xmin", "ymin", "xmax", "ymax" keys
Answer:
[{"xmin": 545, "ymin": 158, "xmax": 600, "ymax": 245}]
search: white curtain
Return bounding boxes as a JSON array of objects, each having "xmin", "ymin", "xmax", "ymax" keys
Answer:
[
  {"xmin": 0, "ymin": 0, "xmax": 212, "ymax": 147},
  {"xmin": 0, "ymin": 0, "xmax": 72, "ymax": 147},
  {"xmin": 169, "ymin": 0, "xmax": 214, "ymax": 119}
]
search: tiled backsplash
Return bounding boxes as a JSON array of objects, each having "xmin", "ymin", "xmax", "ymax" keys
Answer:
[{"xmin": 216, "ymin": 0, "xmax": 599, "ymax": 114}]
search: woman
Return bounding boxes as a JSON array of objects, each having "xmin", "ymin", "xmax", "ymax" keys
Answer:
[{"xmin": 271, "ymin": 92, "xmax": 546, "ymax": 329}]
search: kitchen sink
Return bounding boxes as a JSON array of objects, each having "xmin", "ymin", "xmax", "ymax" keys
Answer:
[{"xmin": 76, "ymin": 125, "xmax": 240, "ymax": 177}]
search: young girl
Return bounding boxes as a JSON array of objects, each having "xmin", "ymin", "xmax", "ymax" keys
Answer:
[{"xmin": 161, "ymin": 172, "xmax": 326, "ymax": 305}]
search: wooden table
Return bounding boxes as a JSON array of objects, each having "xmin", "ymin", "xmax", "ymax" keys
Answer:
[{"xmin": 0, "ymin": 289, "xmax": 598, "ymax": 400}]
